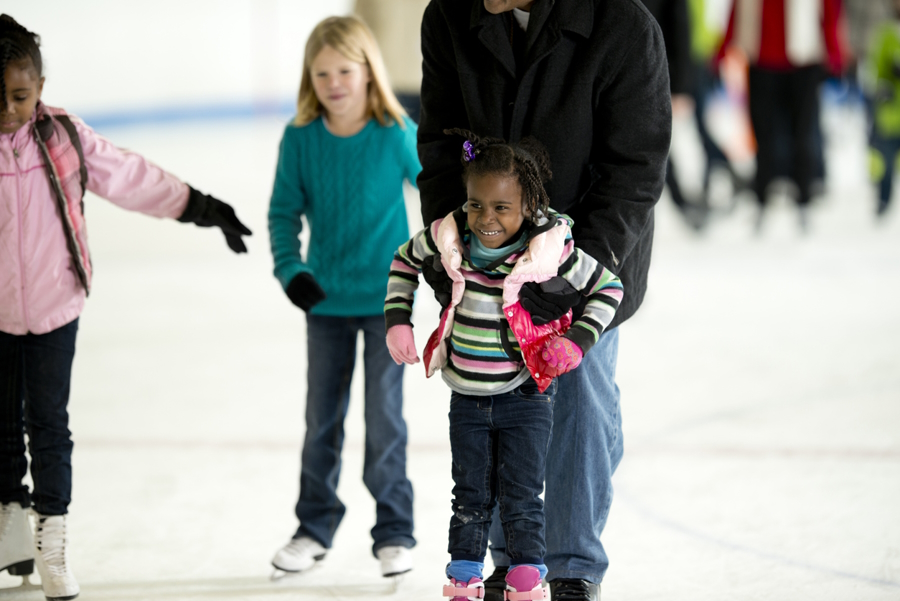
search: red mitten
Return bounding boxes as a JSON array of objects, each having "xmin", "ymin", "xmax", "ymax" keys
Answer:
[
  {"xmin": 386, "ymin": 325, "xmax": 420, "ymax": 365},
  {"xmin": 540, "ymin": 337, "xmax": 583, "ymax": 377}
]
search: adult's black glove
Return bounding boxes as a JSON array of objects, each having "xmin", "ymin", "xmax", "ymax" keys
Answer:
[
  {"xmin": 178, "ymin": 186, "xmax": 252, "ymax": 253},
  {"xmin": 520, "ymin": 276, "xmax": 581, "ymax": 325},
  {"xmin": 421, "ymin": 254, "xmax": 453, "ymax": 309},
  {"xmin": 286, "ymin": 272, "xmax": 327, "ymax": 312}
]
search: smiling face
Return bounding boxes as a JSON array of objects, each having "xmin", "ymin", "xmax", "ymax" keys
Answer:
[
  {"xmin": 309, "ymin": 44, "xmax": 371, "ymax": 124},
  {"xmin": 1, "ymin": 58, "xmax": 43, "ymax": 135},
  {"xmin": 466, "ymin": 172, "xmax": 528, "ymax": 249}
]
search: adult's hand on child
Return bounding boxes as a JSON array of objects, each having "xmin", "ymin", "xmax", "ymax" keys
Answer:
[
  {"xmin": 421, "ymin": 255, "xmax": 453, "ymax": 309},
  {"xmin": 520, "ymin": 277, "xmax": 580, "ymax": 325},
  {"xmin": 386, "ymin": 325, "xmax": 420, "ymax": 365},
  {"xmin": 179, "ymin": 186, "xmax": 253, "ymax": 253},
  {"xmin": 286, "ymin": 272, "xmax": 327, "ymax": 312},
  {"xmin": 540, "ymin": 336, "xmax": 583, "ymax": 377}
]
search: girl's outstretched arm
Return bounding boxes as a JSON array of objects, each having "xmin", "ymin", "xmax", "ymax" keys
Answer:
[{"xmin": 71, "ymin": 116, "xmax": 251, "ymax": 252}]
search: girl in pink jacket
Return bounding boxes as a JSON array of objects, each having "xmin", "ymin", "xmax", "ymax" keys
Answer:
[{"xmin": 0, "ymin": 15, "xmax": 250, "ymax": 600}]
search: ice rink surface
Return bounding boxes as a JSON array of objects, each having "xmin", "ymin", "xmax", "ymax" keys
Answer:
[{"xmin": 1, "ymin": 102, "xmax": 898, "ymax": 600}]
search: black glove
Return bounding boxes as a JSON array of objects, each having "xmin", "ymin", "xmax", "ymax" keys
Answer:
[
  {"xmin": 178, "ymin": 186, "xmax": 252, "ymax": 253},
  {"xmin": 286, "ymin": 272, "xmax": 327, "ymax": 312},
  {"xmin": 421, "ymin": 254, "xmax": 453, "ymax": 309},
  {"xmin": 520, "ymin": 277, "xmax": 581, "ymax": 325}
]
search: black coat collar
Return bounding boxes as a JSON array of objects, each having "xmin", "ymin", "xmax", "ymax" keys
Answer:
[{"xmin": 468, "ymin": 1, "xmax": 593, "ymax": 78}]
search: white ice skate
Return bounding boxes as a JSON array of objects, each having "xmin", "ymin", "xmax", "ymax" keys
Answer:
[
  {"xmin": 32, "ymin": 511, "xmax": 79, "ymax": 600},
  {"xmin": 376, "ymin": 545, "xmax": 412, "ymax": 578},
  {"xmin": 271, "ymin": 536, "xmax": 326, "ymax": 578},
  {"xmin": 0, "ymin": 502, "xmax": 35, "ymax": 587}
]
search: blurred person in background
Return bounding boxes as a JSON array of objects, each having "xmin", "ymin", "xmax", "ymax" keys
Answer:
[
  {"xmin": 685, "ymin": 0, "xmax": 747, "ymax": 213},
  {"xmin": 266, "ymin": 15, "xmax": 420, "ymax": 580},
  {"xmin": 641, "ymin": 0, "xmax": 711, "ymax": 231},
  {"xmin": 0, "ymin": 14, "xmax": 251, "ymax": 600},
  {"xmin": 355, "ymin": 0, "xmax": 429, "ymax": 122},
  {"xmin": 717, "ymin": 0, "xmax": 849, "ymax": 231},
  {"xmin": 864, "ymin": 0, "xmax": 900, "ymax": 216},
  {"xmin": 416, "ymin": 1, "xmax": 670, "ymax": 600}
]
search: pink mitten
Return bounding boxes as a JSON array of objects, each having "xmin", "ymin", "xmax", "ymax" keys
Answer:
[
  {"xmin": 540, "ymin": 337, "xmax": 583, "ymax": 377},
  {"xmin": 386, "ymin": 325, "xmax": 420, "ymax": 365}
]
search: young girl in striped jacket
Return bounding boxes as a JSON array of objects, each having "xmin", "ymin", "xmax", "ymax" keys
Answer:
[{"xmin": 384, "ymin": 130, "xmax": 623, "ymax": 601}]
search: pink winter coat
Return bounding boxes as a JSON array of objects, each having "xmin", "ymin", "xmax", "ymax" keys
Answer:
[{"xmin": 0, "ymin": 103, "xmax": 189, "ymax": 335}]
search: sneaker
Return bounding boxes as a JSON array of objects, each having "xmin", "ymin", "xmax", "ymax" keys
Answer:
[
  {"xmin": 0, "ymin": 503, "xmax": 34, "ymax": 578},
  {"xmin": 375, "ymin": 545, "xmax": 412, "ymax": 577},
  {"xmin": 548, "ymin": 578, "xmax": 600, "ymax": 601},
  {"xmin": 32, "ymin": 512, "xmax": 79, "ymax": 600},
  {"xmin": 442, "ymin": 576, "xmax": 484, "ymax": 601},
  {"xmin": 483, "ymin": 565, "xmax": 508, "ymax": 601},
  {"xmin": 505, "ymin": 565, "xmax": 547, "ymax": 600},
  {"xmin": 271, "ymin": 536, "xmax": 326, "ymax": 573}
]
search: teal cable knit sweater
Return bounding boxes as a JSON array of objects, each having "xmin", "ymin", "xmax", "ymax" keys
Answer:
[{"xmin": 268, "ymin": 116, "xmax": 421, "ymax": 316}]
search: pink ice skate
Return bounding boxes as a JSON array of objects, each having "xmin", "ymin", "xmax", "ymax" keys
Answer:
[
  {"xmin": 443, "ymin": 576, "xmax": 485, "ymax": 600},
  {"xmin": 504, "ymin": 566, "xmax": 548, "ymax": 601}
]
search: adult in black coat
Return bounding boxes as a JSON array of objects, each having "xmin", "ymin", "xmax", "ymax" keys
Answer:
[{"xmin": 417, "ymin": 1, "xmax": 671, "ymax": 600}]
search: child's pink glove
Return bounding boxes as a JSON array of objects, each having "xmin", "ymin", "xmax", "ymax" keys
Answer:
[
  {"xmin": 540, "ymin": 336, "xmax": 583, "ymax": 377},
  {"xmin": 386, "ymin": 325, "xmax": 420, "ymax": 365}
]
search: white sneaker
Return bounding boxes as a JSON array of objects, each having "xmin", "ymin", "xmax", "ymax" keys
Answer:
[
  {"xmin": 0, "ymin": 503, "xmax": 34, "ymax": 578},
  {"xmin": 32, "ymin": 511, "xmax": 79, "ymax": 600},
  {"xmin": 271, "ymin": 536, "xmax": 326, "ymax": 572},
  {"xmin": 376, "ymin": 545, "xmax": 412, "ymax": 577}
]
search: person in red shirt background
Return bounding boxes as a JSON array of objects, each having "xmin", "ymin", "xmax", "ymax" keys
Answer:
[{"xmin": 717, "ymin": 0, "xmax": 849, "ymax": 230}]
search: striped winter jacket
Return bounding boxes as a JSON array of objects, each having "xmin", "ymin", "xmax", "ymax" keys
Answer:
[{"xmin": 385, "ymin": 208, "xmax": 623, "ymax": 395}]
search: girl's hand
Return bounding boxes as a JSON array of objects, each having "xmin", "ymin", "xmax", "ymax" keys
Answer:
[
  {"xmin": 179, "ymin": 187, "xmax": 253, "ymax": 253},
  {"xmin": 540, "ymin": 336, "xmax": 583, "ymax": 377},
  {"xmin": 386, "ymin": 325, "xmax": 420, "ymax": 365}
]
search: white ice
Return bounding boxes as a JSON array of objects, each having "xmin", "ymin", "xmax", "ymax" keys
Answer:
[{"xmin": 0, "ymin": 101, "xmax": 898, "ymax": 600}]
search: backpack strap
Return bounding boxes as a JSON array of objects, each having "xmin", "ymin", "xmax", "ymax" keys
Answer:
[{"xmin": 54, "ymin": 115, "xmax": 88, "ymax": 197}]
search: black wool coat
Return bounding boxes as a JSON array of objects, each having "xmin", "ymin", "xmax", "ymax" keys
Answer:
[{"xmin": 418, "ymin": 0, "xmax": 672, "ymax": 328}]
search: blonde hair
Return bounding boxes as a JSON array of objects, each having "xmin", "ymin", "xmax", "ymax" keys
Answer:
[{"xmin": 295, "ymin": 15, "xmax": 407, "ymax": 128}]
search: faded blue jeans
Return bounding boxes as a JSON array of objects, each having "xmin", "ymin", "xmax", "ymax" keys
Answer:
[
  {"xmin": 0, "ymin": 318, "xmax": 79, "ymax": 516},
  {"xmin": 489, "ymin": 328, "xmax": 622, "ymax": 583},
  {"xmin": 294, "ymin": 315, "xmax": 415, "ymax": 556}
]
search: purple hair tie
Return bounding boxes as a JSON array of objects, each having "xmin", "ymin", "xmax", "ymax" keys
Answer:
[{"xmin": 463, "ymin": 140, "xmax": 476, "ymax": 162}]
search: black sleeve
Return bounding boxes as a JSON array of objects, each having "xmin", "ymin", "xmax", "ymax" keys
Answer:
[
  {"xmin": 568, "ymin": 13, "xmax": 671, "ymax": 272},
  {"xmin": 417, "ymin": 1, "xmax": 470, "ymax": 225}
]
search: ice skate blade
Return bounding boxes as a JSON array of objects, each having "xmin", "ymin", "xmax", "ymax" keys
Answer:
[
  {"xmin": 387, "ymin": 573, "xmax": 405, "ymax": 593},
  {"xmin": 270, "ymin": 562, "xmax": 322, "ymax": 582},
  {"xmin": 2, "ymin": 558, "xmax": 34, "ymax": 577}
]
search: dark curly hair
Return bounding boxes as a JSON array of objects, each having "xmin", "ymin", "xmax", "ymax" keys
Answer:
[
  {"xmin": 443, "ymin": 128, "xmax": 553, "ymax": 220},
  {"xmin": 0, "ymin": 15, "xmax": 42, "ymax": 110}
]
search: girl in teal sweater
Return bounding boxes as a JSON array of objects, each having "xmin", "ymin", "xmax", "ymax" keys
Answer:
[{"xmin": 267, "ymin": 15, "xmax": 420, "ymax": 578}]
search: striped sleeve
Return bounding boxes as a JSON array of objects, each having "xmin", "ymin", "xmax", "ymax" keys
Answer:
[
  {"xmin": 384, "ymin": 219, "xmax": 441, "ymax": 328},
  {"xmin": 557, "ymin": 244, "xmax": 624, "ymax": 353}
]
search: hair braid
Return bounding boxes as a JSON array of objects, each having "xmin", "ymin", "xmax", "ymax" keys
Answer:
[
  {"xmin": 0, "ymin": 15, "xmax": 43, "ymax": 110},
  {"xmin": 443, "ymin": 128, "xmax": 553, "ymax": 221}
]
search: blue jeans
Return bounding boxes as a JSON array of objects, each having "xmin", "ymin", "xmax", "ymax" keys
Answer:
[
  {"xmin": 447, "ymin": 378, "xmax": 557, "ymax": 572},
  {"xmin": 489, "ymin": 328, "xmax": 622, "ymax": 584},
  {"xmin": 294, "ymin": 315, "xmax": 415, "ymax": 555},
  {"xmin": 0, "ymin": 319, "xmax": 79, "ymax": 516}
]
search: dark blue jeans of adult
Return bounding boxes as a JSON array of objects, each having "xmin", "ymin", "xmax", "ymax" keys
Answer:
[
  {"xmin": 0, "ymin": 318, "xmax": 78, "ymax": 516},
  {"xmin": 447, "ymin": 378, "xmax": 556, "ymax": 570},
  {"xmin": 294, "ymin": 315, "xmax": 415, "ymax": 555},
  {"xmin": 488, "ymin": 328, "xmax": 622, "ymax": 583}
]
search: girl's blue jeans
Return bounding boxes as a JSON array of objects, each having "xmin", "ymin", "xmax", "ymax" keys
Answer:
[
  {"xmin": 446, "ymin": 378, "xmax": 557, "ymax": 576},
  {"xmin": 294, "ymin": 314, "xmax": 415, "ymax": 556},
  {"xmin": 0, "ymin": 318, "xmax": 78, "ymax": 516}
]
